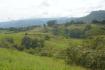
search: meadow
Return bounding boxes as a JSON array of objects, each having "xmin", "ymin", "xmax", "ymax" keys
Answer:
[{"xmin": 0, "ymin": 48, "xmax": 86, "ymax": 70}]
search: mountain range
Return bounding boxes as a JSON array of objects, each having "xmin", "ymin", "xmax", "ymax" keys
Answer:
[
  {"xmin": 0, "ymin": 10, "xmax": 105, "ymax": 28},
  {"xmin": 74, "ymin": 10, "xmax": 105, "ymax": 23}
]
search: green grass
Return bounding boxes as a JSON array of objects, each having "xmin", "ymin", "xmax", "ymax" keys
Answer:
[
  {"xmin": 0, "ymin": 48, "xmax": 86, "ymax": 70},
  {"xmin": 45, "ymin": 38, "xmax": 69, "ymax": 49},
  {"xmin": 0, "ymin": 33, "xmax": 24, "ymax": 47},
  {"xmin": 0, "ymin": 32, "xmax": 83, "ymax": 49}
]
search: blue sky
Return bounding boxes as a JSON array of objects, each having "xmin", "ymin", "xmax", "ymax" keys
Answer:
[{"xmin": 0, "ymin": 0, "xmax": 105, "ymax": 21}]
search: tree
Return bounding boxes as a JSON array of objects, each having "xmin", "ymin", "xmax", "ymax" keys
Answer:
[
  {"xmin": 92, "ymin": 20, "xmax": 100, "ymax": 24},
  {"xmin": 47, "ymin": 20, "xmax": 57, "ymax": 27},
  {"xmin": 84, "ymin": 24, "xmax": 92, "ymax": 38},
  {"xmin": 44, "ymin": 35, "xmax": 50, "ymax": 40},
  {"xmin": 64, "ymin": 28, "xmax": 70, "ymax": 38},
  {"xmin": 21, "ymin": 35, "xmax": 45, "ymax": 49},
  {"xmin": 43, "ymin": 24, "xmax": 48, "ymax": 33},
  {"xmin": 101, "ymin": 20, "xmax": 105, "ymax": 24},
  {"xmin": 31, "ymin": 39, "xmax": 44, "ymax": 48},
  {"xmin": 52, "ymin": 25, "xmax": 60, "ymax": 35},
  {"xmin": 69, "ymin": 29, "xmax": 84, "ymax": 38},
  {"xmin": 21, "ymin": 34, "xmax": 31, "ymax": 49}
]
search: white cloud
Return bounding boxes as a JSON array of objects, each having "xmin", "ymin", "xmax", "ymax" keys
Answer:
[{"xmin": 0, "ymin": 0, "xmax": 105, "ymax": 21}]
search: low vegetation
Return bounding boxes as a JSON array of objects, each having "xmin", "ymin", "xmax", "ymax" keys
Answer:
[{"xmin": 0, "ymin": 48, "xmax": 86, "ymax": 70}]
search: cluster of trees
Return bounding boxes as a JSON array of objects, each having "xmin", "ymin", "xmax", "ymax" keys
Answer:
[
  {"xmin": 64, "ymin": 20, "xmax": 85, "ymax": 26},
  {"xmin": 46, "ymin": 19, "xmax": 105, "ymax": 38},
  {"xmin": 0, "ymin": 25, "xmax": 40, "ymax": 33},
  {"xmin": 67, "ymin": 29, "xmax": 84, "ymax": 38},
  {"xmin": 0, "ymin": 34, "xmax": 45, "ymax": 51},
  {"xmin": 66, "ymin": 36, "xmax": 105, "ymax": 70},
  {"xmin": 47, "ymin": 20, "xmax": 58, "ymax": 27},
  {"xmin": 63, "ymin": 24, "xmax": 91, "ymax": 38},
  {"xmin": 64, "ymin": 24, "xmax": 105, "ymax": 38},
  {"xmin": 45, "ymin": 20, "xmax": 93, "ymax": 38},
  {"xmin": 92, "ymin": 20, "xmax": 105, "ymax": 24},
  {"xmin": 21, "ymin": 34, "xmax": 44, "ymax": 49},
  {"xmin": 45, "ymin": 20, "xmax": 85, "ymax": 37},
  {"xmin": 21, "ymin": 34, "xmax": 57, "ymax": 56},
  {"xmin": 43, "ymin": 20, "xmax": 61, "ymax": 36}
]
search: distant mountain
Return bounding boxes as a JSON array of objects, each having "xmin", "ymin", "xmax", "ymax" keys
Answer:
[
  {"xmin": 75, "ymin": 10, "xmax": 105, "ymax": 23},
  {"xmin": 0, "ymin": 10, "xmax": 105, "ymax": 28},
  {"xmin": 0, "ymin": 17, "xmax": 71, "ymax": 28},
  {"xmin": 0, "ymin": 18, "xmax": 47, "ymax": 28}
]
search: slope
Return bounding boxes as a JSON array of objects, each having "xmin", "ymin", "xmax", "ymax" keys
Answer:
[{"xmin": 0, "ymin": 48, "xmax": 86, "ymax": 70}]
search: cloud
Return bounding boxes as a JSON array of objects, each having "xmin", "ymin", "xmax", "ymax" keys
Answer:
[
  {"xmin": 39, "ymin": 1, "xmax": 50, "ymax": 8},
  {"xmin": 0, "ymin": 0, "xmax": 105, "ymax": 21}
]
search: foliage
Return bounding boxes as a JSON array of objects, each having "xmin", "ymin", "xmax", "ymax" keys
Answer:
[
  {"xmin": 21, "ymin": 35, "xmax": 32, "ymax": 49},
  {"xmin": 47, "ymin": 20, "xmax": 57, "ymax": 27},
  {"xmin": 21, "ymin": 35, "xmax": 45, "ymax": 49},
  {"xmin": 66, "ymin": 36, "xmax": 105, "ymax": 70}
]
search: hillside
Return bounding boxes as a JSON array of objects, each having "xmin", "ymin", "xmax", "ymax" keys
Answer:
[
  {"xmin": 0, "ymin": 21, "xmax": 105, "ymax": 70},
  {"xmin": 75, "ymin": 10, "xmax": 105, "ymax": 23},
  {"xmin": 0, "ymin": 48, "xmax": 86, "ymax": 70}
]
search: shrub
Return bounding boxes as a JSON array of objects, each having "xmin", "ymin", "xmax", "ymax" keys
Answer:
[
  {"xmin": 66, "ymin": 36, "xmax": 105, "ymax": 70},
  {"xmin": 21, "ymin": 35, "xmax": 31, "ymax": 49},
  {"xmin": 2, "ymin": 38, "xmax": 14, "ymax": 43},
  {"xmin": 31, "ymin": 39, "xmax": 44, "ymax": 48},
  {"xmin": 44, "ymin": 35, "xmax": 50, "ymax": 40}
]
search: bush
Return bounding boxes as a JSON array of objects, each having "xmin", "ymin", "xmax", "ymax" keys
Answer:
[
  {"xmin": 12, "ymin": 44, "xmax": 24, "ymax": 51},
  {"xmin": 2, "ymin": 38, "xmax": 14, "ymax": 43},
  {"xmin": 66, "ymin": 46, "xmax": 82, "ymax": 65},
  {"xmin": 21, "ymin": 35, "xmax": 45, "ymax": 49},
  {"xmin": 21, "ymin": 35, "xmax": 31, "ymax": 49},
  {"xmin": 44, "ymin": 35, "xmax": 50, "ymax": 40},
  {"xmin": 66, "ymin": 36, "xmax": 105, "ymax": 70},
  {"xmin": 31, "ymin": 39, "xmax": 45, "ymax": 48}
]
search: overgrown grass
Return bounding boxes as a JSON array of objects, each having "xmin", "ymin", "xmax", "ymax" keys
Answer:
[{"xmin": 0, "ymin": 48, "xmax": 86, "ymax": 70}]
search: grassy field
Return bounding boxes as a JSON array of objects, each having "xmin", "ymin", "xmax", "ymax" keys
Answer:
[
  {"xmin": 0, "ymin": 48, "xmax": 86, "ymax": 70},
  {"xmin": 0, "ymin": 31, "xmax": 83, "ymax": 49}
]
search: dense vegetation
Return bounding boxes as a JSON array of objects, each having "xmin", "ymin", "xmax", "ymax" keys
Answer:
[{"xmin": 66, "ymin": 36, "xmax": 105, "ymax": 70}]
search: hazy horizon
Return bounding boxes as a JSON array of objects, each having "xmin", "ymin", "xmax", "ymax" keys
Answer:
[{"xmin": 0, "ymin": 0, "xmax": 105, "ymax": 22}]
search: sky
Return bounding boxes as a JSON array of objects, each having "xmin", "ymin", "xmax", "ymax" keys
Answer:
[{"xmin": 0, "ymin": 0, "xmax": 105, "ymax": 21}]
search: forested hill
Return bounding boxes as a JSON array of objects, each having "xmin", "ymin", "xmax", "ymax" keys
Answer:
[{"xmin": 75, "ymin": 10, "xmax": 105, "ymax": 23}]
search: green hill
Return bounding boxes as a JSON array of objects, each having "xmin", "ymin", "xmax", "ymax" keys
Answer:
[{"xmin": 75, "ymin": 10, "xmax": 105, "ymax": 23}]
